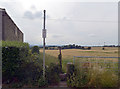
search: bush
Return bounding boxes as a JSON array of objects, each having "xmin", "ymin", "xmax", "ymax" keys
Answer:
[
  {"xmin": 2, "ymin": 41, "xmax": 60, "ymax": 88},
  {"xmin": 2, "ymin": 45, "xmax": 43, "ymax": 87},
  {"xmin": 38, "ymin": 76, "xmax": 46, "ymax": 87},
  {"xmin": 2, "ymin": 42, "xmax": 40, "ymax": 86},
  {"xmin": 67, "ymin": 63, "xmax": 75, "ymax": 77},
  {"xmin": 67, "ymin": 64, "xmax": 90, "ymax": 87},
  {"xmin": 2, "ymin": 41, "xmax": 29, "ymax": 48},
  {"xmin": 46, "ymin": 63, "xmax": 60, "ymax": 85},
  {"xmin": 32, "ymin": 46, "xmax": 40, "ymax": 54},
  {"xmin": 2, "ymin": 47, "xmax": 27, "ymax": 84},
  {"xmin": 88, "ymin": 47, "xmax": 91, "ymax": 50}
]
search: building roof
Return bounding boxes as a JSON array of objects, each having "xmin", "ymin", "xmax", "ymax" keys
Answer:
[{"xmin": 0, "ymin": 8, "xmax": 5, "ymax": 11}]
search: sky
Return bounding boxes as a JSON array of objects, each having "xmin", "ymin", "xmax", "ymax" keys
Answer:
[{"xmin": 0, "ymin": 0, "xmax": 119, "ymax": 46}]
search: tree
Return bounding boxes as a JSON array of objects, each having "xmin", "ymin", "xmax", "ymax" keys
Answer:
[
  {"xmin": 32, "ymin": 46, "xmax": 40, "ymax": 54},
  {"xmin": 88, "ymin": 47, "xmax": 91, "ymax": 50}
]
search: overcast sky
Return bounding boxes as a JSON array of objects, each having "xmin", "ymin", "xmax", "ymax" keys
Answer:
[{"xmin": 0, "ymin": 0, "xmax": 119, "ymax": 46}]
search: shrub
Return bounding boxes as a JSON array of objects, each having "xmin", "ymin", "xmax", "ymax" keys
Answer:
[
  {"xmin": 67, "ymin": 65, "xmax": 90, "ymax": 87},
  {"xmin": 67, "ymin": 63, "xmax": 75, "ymax": 75},
  {"xmin": 32, "ymin": 46, "xmax": 40, "ymax": 54},
  {"xmin": 102, "ymin": 47, "xmax": 105, "ymax": 50},
  {"xmin": 2, "ymin": 41, "xmax": 60, "ymax": 88},
  {"xmin": 2, "ymin": 41, "xmax": 29, "ymax": 48},
  {"xmin": 2, "ymin": 47, "xmax": 21, "ymax": 83},
  {"xmin": 46, "ymin": 63, "xmax": 60, "ymax": 85},
  {"xmin": 88, "ymin": 47, "xmax": 91, "ymax": 50},
  {"xmin": 2, "ymin": 45, "xmax": 43, "ymax": 88},
  {"xmin": 38, "ymin": 76, "xmax": 46, "ymax": 87}
]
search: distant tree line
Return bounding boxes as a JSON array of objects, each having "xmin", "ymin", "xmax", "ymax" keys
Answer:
[
  {"xmin": 43, "ymin": 44, "xmax": 91, "ymax": 50},
  {"xmin": 103, "ymin": 45, "xmax": 118, "ymax": 47},
  {"xmin": 61, "ymin": 44, "xmax": 91, "ymax": 50},
  {"xmin": 37, "ymin": 44, "xmax": 119, "ymax": 50}
]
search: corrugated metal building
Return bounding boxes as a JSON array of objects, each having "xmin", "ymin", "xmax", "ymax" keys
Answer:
[{"xmin": 0, "ymin": 8, "xmax": 23, "ymax": 42}]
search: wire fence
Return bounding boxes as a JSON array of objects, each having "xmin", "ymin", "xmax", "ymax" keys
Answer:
[{"xmin": 73, "ymin": 56, "xmax": 119, "ymax": 71}]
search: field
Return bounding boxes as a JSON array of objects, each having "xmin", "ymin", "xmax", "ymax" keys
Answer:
[
  {"xmin": 40, "ymin": 47, "xmax": 118, "ymax": 59},
  {"xmin": 40, "ymin": 47, "xmax": 118, "ymax": 72},
  {"xmin": 40, "ymin": 47, "xmax": 119, "ymax": 87}
]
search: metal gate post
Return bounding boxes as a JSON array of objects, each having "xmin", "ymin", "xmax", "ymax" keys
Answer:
[{"xmin": 73, "ymin": 56, "xmax": 75, "ymax": 64}]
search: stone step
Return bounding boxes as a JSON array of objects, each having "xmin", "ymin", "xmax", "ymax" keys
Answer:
[
  {"xmin": 59, "ymin": 73, "xmax": 67, "ymax": 81},
  {"xmin": 58, "ymin": 81, "xmax": 67, "ymax": 87}
]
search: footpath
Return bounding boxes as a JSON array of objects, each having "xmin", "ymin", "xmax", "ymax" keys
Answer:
[
  {"xmin": 48, "ymin": 73, "xmax": 68, "ymax": 87},
  {"xmin": 48, "ymin": 81, "xmax": 67, "ymax": 88}
]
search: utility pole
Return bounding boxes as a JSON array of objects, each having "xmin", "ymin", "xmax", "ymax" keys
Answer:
[{"xmin": 42, "ymin": 10, "xmax": 46, "ymax": 82}]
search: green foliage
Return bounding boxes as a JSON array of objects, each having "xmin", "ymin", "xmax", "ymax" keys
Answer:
[
  {"xmin": 67, "ymin": 65, "xmax": 90, "ymax": 87},
  {"xmin": 2, "ymin": 41, "xmax": 29, "ymax": 48},
  {"xmin": 62, "ymin": 58, "xmax": 73, "ymax": 73},
  {"xmin": 67, "ymin": 60, "xmax": 118, "ymax": 88},
  {"xmin": 67, "ymin": 73, "xmax": 79, "ymax": 87},
  {"xmin": 2, "ymin": 47, "xmax": 22, "ymax": 83},
  {"xmin": 32, "ymin": 46, "xmax": 40, "ymax": 54},
  {"xmin": 20, "ymin": 53, "xmax": 43, "ymax": 85},
  {"xmin": 67, "ymin": 64, "xmax": 75, "ymax": 76},
  {"xmin": 46, "ymin": 63, "xmax": 60, "ymax": 84},
  {"xmin": 100, "ymin": 70, "xmax": 118, "ymax": 87},
  {"xmin": 11, "ymin": 82, "xmax": 23, "ymax": 88},
  {"xmin": 38, "ymin": 77, "xmax": 46, "ymax": 87},
  {"xmin": 2, "ymin": 47, "xmax": 42, "ymax": 87},
  {"xmin": 2, "ymin": 41, "xmax": 60, "ymax": 88},
  {"xmin": 40, "ymin": 52, "xmax": 58, "ymax": 66}
]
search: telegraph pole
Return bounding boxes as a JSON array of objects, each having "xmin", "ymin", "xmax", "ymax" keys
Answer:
[{"xmin": 42, "ymin": 10, "xmax": 46, "ymax": 82}]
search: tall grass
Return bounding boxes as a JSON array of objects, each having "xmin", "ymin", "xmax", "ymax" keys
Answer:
[
  {"xmin": 62, "ymin": 58, "xmax": 73, "ymax": 73},
  {"xmin": 39, "ymin": 52, "xmax": 58, "ymax": 66},
  {"xmin": 67, "ymin": 58, "xmax": 118, "ymax": 88}
]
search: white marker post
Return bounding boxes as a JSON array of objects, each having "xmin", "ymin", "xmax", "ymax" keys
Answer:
[{"xmin": 42, "ymin": 10, "xmax": 46, "ymax": 82}]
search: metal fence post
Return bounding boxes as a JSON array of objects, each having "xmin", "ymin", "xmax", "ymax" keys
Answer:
[{"xmin": 73, "ymin": 56, "xmax": 75, "ymax": 64}]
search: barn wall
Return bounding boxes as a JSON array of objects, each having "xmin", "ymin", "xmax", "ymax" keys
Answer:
[
  {"xmin": 2, "ymin": 10, "xmax": 23, "ymax": 42},
  {"xmin": 0, "ymin": 9, "xmax": 2, "ymax": 41}
]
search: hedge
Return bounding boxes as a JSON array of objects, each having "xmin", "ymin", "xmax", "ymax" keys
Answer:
[
  {"xmin": 2, "ymin": 41, "xmax": 29, "ymax": 48},
  {"xmin": 2, "ymin": 41, "xmax": 60, "ymax": 88},
  {"xmin": 2, "ymin": 41, "xmax": 30, "ymax": 85}
]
